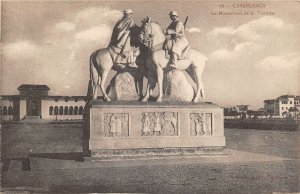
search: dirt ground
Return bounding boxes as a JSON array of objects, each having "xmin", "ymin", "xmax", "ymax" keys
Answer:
[{"xmin": 1, "ymin": 122, "xmax": 299, "ymax": 193}]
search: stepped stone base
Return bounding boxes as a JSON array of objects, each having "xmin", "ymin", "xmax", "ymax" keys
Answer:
[
  {"xmin": 86, "ymin": 147, "xmax": 225, "ymax": 160},
  {"xmin": 86, "ymin": 101, "xmax": 225, "ymax": 158}
]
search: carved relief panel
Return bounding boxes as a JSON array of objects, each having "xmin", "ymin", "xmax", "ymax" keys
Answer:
[
  {"xmin": 141, "ymin": 112, "xmax": 178, "ymax": 136},
  {"xmin": 103, "ymin": 113, "xmax": 129, "ymax": 137},
  {"xmin": 190, "ymin": 113, "xmax": 212, "ymax": 136}
]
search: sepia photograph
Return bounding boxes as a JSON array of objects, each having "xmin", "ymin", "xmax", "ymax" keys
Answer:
[{"xmin": 0, "ymin": 0, "xmax": 299, "ymax": 193}]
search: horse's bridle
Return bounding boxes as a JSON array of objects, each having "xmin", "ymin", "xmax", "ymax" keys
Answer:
[
  {"xmin": 140, "ymin": 22, "xmax": 153, "ymax": 49},
  {"xmin": 141, "ymin": 22, "xmax": 165, "ymax": 52}
]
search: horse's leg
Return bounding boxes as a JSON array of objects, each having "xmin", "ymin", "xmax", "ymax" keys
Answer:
[
  {"xmin": 141, "ymin": 83, "xmax": 150, "ymax": 102},
  {"xmin": 186, "ymin": 66, "xmax": 198, "ymax": 102},
  {"xmin": 92, "ymin": 75, "xmax": 100, "ymax": 100},
  {"xmin": 135, "ymin": 78, "xmax": 142, "ymax": 99},
  {"xmin": 200, "ymin": 79, "xmax": 205, "ymax": 99},
  {"xmin": 100, "ymin": 70, "xmax": 111, "ymax": 101},
  {"xmin": 186, "ymin": 65, "xmax": 205, "ymax": 102},
  {"xmin": 134, "ymin": 69, "xmax": 144, "ymax": 100},
  {"xmin": 141, "ymin": 69, "xmax": 157, "ymax": 101},
  {"xmin": 92, "ymin": 88, "xmax": 98, "ymax": 100},
  {"xmin": 90, "ymin": 51, "xmax": 99, "ymax": 100},
  {"xmin": 193, "ymin": 67, "xmax": 205, "ymax": 102},
  {"xmin": 156, "ymin": 67, "xmax": 164, "ymax": 102},
  {"xmin": 148, "ymin": 70, "xmax": 157, "ymax": 98},
  {"xmin": 141, "ymin": 69, "xmax": 151, "ymax": 101}
]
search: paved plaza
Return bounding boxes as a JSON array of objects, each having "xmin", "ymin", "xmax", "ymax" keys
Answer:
[{"xmin": 1, "ymin": 122, "xmax": 299, "ymax": 193}]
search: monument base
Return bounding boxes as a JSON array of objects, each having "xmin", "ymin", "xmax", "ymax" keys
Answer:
[
  {"xmin": 86, "ymin": 101, "xmax": 225, "ymax": 158},
  {"xmin": 86, "ymin": 147, "xmax": 225, "ymax": 160}
]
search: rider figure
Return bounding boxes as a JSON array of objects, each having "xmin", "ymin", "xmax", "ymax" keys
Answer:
[
  {"xmin": 163, "ymin": 11, "xmax": 189, "ymax": 68},
  {"xmin": 109, "ymin": 9, "xmax": 138, "ymax": 65}
]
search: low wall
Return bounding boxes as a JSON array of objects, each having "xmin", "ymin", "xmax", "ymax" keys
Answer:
[
  {"xmin": 46, "ymin": 115, "xmax": 83, "ymax": 121},
  {"xmin": 0, "ymin": 115, "xmax": 14, "ymax": 121},
  {"xmin": 224, "ymin": 119, "xmax": 300, "ymax": 130}
]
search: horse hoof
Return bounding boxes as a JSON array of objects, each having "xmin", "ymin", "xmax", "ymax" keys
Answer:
[
  {"xmin": 92, "ymin": 95, "xmax": 97, "ymax": 100},
  {"xmin": 141, "ymin": 97, "xmax": 149, "ymax": 102},
  {"xmin": 156, "ymin": 98, "xmax": 162, "ymax": 102},
  {"xmin": 193, "ymin": 98, "xmax": 205, "ymax": 103},
  {"xmin": 104, "ymin": 97, "xmax": 111, "ymax": 102}
]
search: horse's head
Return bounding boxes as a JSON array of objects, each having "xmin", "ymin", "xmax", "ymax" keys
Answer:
[{"xmin": 139, "ymin": 17, "xmax": 165, "ymax": 49}]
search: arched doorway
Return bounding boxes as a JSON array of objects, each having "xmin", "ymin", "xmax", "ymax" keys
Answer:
[{"xmin": 26, "ymin": 98, "xmax": 41, "ymax": 117}]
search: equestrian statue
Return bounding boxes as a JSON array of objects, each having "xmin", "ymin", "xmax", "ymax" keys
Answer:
[
  {"xmin": 139, "ymin": 11, "xmax": 208, "ymax": 102},
  {"xmin": 88, "ymin": 9, "xmax": 207, "ymax": 103},
  {"xmin": 88, "ymin": 9, "xmax": 144, "ymax": 101}
]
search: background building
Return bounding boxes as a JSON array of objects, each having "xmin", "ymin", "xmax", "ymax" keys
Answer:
[
  {"xmin": 263, "ymin": 95, "xmax": 300, "ymax": 117},
  {"xmin": 224, "ymin": 105, "xmax": 251, "ymax": 114},
  {"xmin": 295, "ymin": 96, "xmax": 300, "ymax": 109},
  {"xmin": 0, "ymin": 84, "xmax": 88, "ymax": 121},
  {"xmin": 264, "ymin": 99, "xmax": 276, "ymax": 116},
  {"xmin": 224, "ymin": 105, "xmax": 253, "ymax": 119}
]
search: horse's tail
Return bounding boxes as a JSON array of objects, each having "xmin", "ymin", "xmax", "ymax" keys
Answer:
[{"xmin": 87, "ymin": 51, "xmax": 97, "ymax": 99}]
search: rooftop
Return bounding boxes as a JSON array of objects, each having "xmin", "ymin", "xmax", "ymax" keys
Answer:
[
  {"xmin": 17, "ymin": 84, "xmax": 50, "ymax": 91},
  {"xmin": 264, "ymin": 99, "xmax": 275, "ymax": 103},
  {"xmin": 277, "ymin": 95, "xmax": 295, "ymax": 100}
]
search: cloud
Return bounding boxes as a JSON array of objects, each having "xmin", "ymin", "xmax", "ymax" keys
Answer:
[
  {"xmin": 205, "ymin": 15, "xmax": 299, "ymax": 107},
  {"xmin": 209, "ymin": 42, "xmax": 263, "ymax": 61},
  {"xmin": 235, "ymin": 16, "xmax": 286, "ymax": 41},
  {"xmin": 2, "ymin": 6, "xmax": 122, "ymax": 95},
  {"xmin": 208, "ymin": 16, "xmax": 295, "ymax": 62},
  {"xmin": 53, "ymin": 21, "xmax": 76, "ymax": 32},
  {"xmin": 187, "ymin": 27, "xmax": 201, "ymax": 33},
  {"xmin": 234, "ymin": 42, "xmax": 263, "ymax": 53},
  {"xmin": 256, "ymin": 53, "xmax": 300, "ymax": 71},
  {"xmin": 209, "ymin": 49, "xmax": 232, "ymax": 60},
  {"xmin": 207, "ymin": 27, "xmax": 235, "ymax": 37},
  {"xmin": 2, "ymin": 40, "xmax": 44, "ymax": 93},
  {"xmin": 74, "ymin": 7, "xmax": 122, "ymax": 28},
  {"xmin": 74, "ymin": 25, "xmax": 111, "ymax": 45},
  {"xmin": 250, "ymin": 52, "xmax": 300, "ymax": 99},
  {"xmin": 208, "ymin": 16, "xmax": 293, "ymax": 42},
  {"xmin": 44, "ymin": 6, "xmax": 121, "ymax": 49},
  {"xmin": 3, "ymin": 40, "xmax": 40, "ymax": 59}
]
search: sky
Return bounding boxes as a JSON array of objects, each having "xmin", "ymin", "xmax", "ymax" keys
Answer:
[{"xmin": 1, "ymin": 1, "xmax": 300, "ymax": 108}]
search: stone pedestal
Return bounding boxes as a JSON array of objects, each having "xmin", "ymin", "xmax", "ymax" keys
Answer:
[
  {"xmin": 108, "ymin": 72, "xmax": 140, "ymax": 101},
  {"xmin": 87, "ymin": 101, "xmax": 225, "ymax": 158},
  {"xmin": 164, "ymin": 69, "xmax": 194, "ymax": 101}
]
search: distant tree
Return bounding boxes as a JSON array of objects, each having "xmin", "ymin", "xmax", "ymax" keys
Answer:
[
  {"xmin": 240, "ymin": 112, "xmax": 247, "ymax": 119},
  {"xmin": 266, "ymin": 109, "xmax": 274, "ymax": 117},
  {"xmin": 289, "ymin": 107, "xmax": 299, "ymax": 118},
  {"xmin": 253, "ymin": 111, "xmax": 263, "ymax": 120},
  {"xmin": 247, "ymin": 110, "xmax": 255, "ymax": 119},
  {"xmin": 231, "ymin": 111, "xmax": 239, "ymax": 117},
  {"xmin": 282, "ymin": 111, "xmax": 290, "ymax": 118},
  {"xmin": 224, "ymin": 108, "xmax": 230, "ymax": 116}
]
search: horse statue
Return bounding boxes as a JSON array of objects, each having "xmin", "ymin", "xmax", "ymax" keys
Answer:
[
  {"xmin": 139, "ymin": 20, "xmax": 208, "ymax": 102},
  {"xmin": 88, "ymin": 26, "xmax": 146, "ymax": 101}
]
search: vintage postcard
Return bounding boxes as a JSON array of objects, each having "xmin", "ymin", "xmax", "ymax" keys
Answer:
[{"xmin": 1, "ymin": 0, "xmax": 299, "ymax": 193}]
